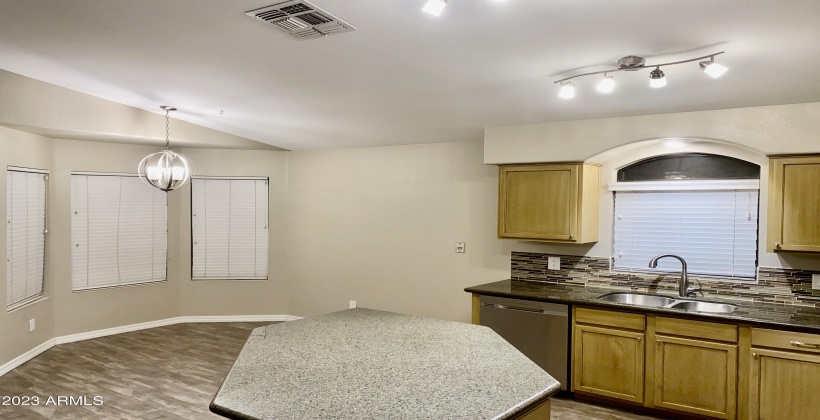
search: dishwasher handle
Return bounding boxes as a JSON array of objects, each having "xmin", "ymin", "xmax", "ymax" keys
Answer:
[{"xmin": 481, "ymin": 302, "xmax": 568, "ymax": 317}]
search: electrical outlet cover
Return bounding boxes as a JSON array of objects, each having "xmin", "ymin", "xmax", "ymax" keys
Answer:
[
  {"xmin": 813, "ymin": 274, "xmax": 820, "ymax": 290},
  {"xmin": 548, "ymin": 256, "xmax": 561, "ymax": 271},
  {"xmin": 349, "ymin": 300, "xmax": 357, "ymax": 309},
  {"xmin": 29, "ymin": 319, "xmax": 35, "ymax": 332}
]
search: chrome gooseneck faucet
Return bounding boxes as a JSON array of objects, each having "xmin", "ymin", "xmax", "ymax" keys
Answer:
[{"xmin": 648, "ymin": 254, "xmax": 700, "ymax": 297}]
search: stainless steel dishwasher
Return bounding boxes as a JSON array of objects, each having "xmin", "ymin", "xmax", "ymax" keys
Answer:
[{"xmin": 479, "ymin": 295, "xmax": 569, "ymax": 390}]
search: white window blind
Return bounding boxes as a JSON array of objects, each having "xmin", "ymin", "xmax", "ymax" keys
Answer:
[
  {"xmin": 613, "ymin": 187, "xmax": 759, "ymax": 279},
  {"xmin": 71, "ymin": 174, "xmax": 167, "ymax": 291},
  {"xmin": 191, "ymin": 177, "xmax": 268, "ymax": 280},
  {"xmin": 6, "ymin": 168, "xmax": 47, "ymax": 309}
]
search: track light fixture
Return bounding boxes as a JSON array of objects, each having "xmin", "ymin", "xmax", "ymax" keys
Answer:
[
  {"xmin": 700, "ymin": 57, "xmax": 729, "ymax": 79},
  {"xmin": 554, "ymin": 51, "xmax": 727, "ymax": 99},
  {"xmin": 558, "ymin": 81, "xmax": 575, "ymax": 99},
  {"xmin": 596, "ymin": 74, "xmax": 616, "ymax": 93},
  {"xmin": 649, "ymin": 67, "xmax": 667, "ymax": 88}
]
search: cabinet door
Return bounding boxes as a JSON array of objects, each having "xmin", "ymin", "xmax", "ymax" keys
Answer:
[
  {"xmin": 749, "ymin": 348, "xmax": 820, "ymax": 420},
  {"xmin": 654, "ymin": 336, "xmax": 737, "ymax": 419},
  {"xmin": 498, "ymin": 164, "xmax": 578, "ymax": 241},
  {"xmin": 573, "ymin": 324, "xmax": 645, "ymax": 403},
  {"xmin": 768, "ymin": 156, "xmax": 820, "ymax": 252}
]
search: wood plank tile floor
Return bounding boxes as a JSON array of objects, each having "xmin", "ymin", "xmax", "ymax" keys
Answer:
[{"xmin": 0, "ymin": 322, "xmax": 663, "ymax": 419}]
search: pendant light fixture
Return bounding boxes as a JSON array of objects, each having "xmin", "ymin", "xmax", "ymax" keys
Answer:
[
  {"xmin": 554, "ymin": 51, "xmax": 727, "ymax": 98},
  {"xmin": 138, "ymin": 106, "xmax": 196, "ymax": 192}
]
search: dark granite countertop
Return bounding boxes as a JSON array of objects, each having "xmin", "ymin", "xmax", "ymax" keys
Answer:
[
  {"xmin": 465, "ymin": 280, "xmax": 820, "ymax": 334},
  {"xmin": 210, "ymin": 308, "xmax": 560, "ymax": 420}
]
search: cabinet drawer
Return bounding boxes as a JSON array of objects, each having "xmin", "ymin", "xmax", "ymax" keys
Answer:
[
  {"xmin": 656, "ymin": 317, "xmax": 738, "ymax": 343},
  {"xmin": 575, "ymin": 307, "xmax": 645, "ymax": 331},
  {"xmin": 752, "ymin": 328, "xmax": 820, "ymax": 354}
]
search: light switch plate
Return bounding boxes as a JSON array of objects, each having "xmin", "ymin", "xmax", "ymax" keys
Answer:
[
  {"xmin": 548, "ymin": 256, "xmax": 561, "ymax": 271},
  {"xmin": 349, "ymin": 300, "xmax": 357, "ymax": 309},
  {"xmin": 813, "ymin": 274, "xmax": 820, "ymax": 290},
  {"xmin": 29, "ymin": 319, "xmax": 35, "ymax": 332}
]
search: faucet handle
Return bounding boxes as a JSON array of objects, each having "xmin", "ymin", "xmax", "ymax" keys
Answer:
[{"xmin": 686, "ymin": 287, "xmax": 702, "ymax": 296}]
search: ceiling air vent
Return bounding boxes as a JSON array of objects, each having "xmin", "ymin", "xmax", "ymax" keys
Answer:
[{"xmin": 246, "ymin": 1, "xmax": 356, "ymax": 40}]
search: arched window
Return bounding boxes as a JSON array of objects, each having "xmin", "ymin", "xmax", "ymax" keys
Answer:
[{"xmin": 610, "ymin": 153, "xmax": 761, "ymax": 280}]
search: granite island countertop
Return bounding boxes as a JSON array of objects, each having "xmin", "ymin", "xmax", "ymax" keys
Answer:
[
  {"xmin": 210, "ymin": 308, "xmax": 560, "ymax": 420},
  {"xmin": 465, "ymin": 280, "xmax": 820, "ymax": 334}
]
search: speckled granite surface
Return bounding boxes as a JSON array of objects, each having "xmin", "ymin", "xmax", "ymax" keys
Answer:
[
  {"xmin": 465, "ymin": 280, "xmax": 820, "ymax": 334},
  {"xmin": 210, "ymin": 308, "xmax": 560, "ymax": 420}
]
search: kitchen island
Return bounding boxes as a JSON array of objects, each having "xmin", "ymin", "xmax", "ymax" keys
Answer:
[{"xmin": 210, "ymin": 308, "xmax": 559, "ymax": 420}]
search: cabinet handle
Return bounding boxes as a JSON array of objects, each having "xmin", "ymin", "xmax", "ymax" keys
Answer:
[
  {"xmin": 569, "ymin": 234, "xmax": 575, "ymax": 240},
  {"xmin": 753, "ymin": 353, "xmax": 758, "ymax": 359},
  {"xmin": 774, "ymin": 243, "xmax": 781, "ymax": 249},
  {"xmin": 790, "ymin": 340, "xmax": 820, "ymax": 349},
  {"xmin": 637, "ymin": 337, "xmax": 641, "ymax": 341}
]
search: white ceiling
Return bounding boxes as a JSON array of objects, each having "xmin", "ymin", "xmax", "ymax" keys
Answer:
[{"xmin": 1, "ymin": 0, "xmax": 820, "ymax": 150}]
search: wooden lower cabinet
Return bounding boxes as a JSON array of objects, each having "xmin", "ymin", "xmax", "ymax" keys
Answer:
[
  {"xmin": 653, "ymin": 335, "xmax": 737, "ymax": 419},
  {"xmin": 573, "ymin": 316, "xmax": 645, "ymax": 403},
  {"xmin": 746, "ymin": 327, "xmax": 820, "ymax": 420}
]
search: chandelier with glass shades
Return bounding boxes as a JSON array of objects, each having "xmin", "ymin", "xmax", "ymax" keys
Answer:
[
  {"xmin": 555, "ymin": 51, "xmax": 729, "ymax": 99},
  {"xmin": 138, "ymin": 106, "xmax": 196, "ymax": 192}
]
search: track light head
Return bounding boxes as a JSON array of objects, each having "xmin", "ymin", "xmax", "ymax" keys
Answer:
[
  {"xmin": 700, "ymin": 59, "xmax": 728, "ymax": 79},
  {"xmin": 597, "ymin": 75, "xmax": 616, "ymax": 94},
  {"xmin": 649, "ymin": 67, "xmax": 667, "ymax": 88},
  {"xmin": 558, "ymin": 81, "xmax": 576, "ymax": 99},
  {"xmin": 423, "ymin": 0, "xmax": 447, "ymax": 16}
]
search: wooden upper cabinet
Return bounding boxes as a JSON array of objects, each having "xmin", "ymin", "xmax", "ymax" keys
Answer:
[
  {"xmin": 498, "ymin": 163, "xmax": 600, "ymax": 243},
  {"xmin": 768, "ymin": 155, "xmax": 820, "ymax": 252}
]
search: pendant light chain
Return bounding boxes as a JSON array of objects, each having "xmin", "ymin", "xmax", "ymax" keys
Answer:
[{"xmin": 164, "ymin": 109, "xmax": 171, "ymax": 150}]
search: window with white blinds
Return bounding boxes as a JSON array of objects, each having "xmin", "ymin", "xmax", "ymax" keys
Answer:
[
  {"xmin": 71, "ymin": 173, "xmax": 167, "ymax": 291},
  {"xmin": 191, "ymin": 177, "xmax": 268, "ymax": 280},
  {"xmin": 6, "ymin": 168, "xmax": 48, "ymax": 310},
  {"xmin": 613, "ymin": 184, "xmax": 759, "ymax": 279}
]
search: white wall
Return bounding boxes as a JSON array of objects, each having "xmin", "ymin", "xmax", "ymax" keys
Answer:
[
  {"xmin": 484, "ymin": 102, "xmax": 820, "ymax": 164},
  {"xmin": 287, "ymin": 140, "xmax": 510, "ymax": 322}
]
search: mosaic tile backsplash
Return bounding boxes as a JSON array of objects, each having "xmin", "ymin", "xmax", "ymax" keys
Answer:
[{"xmin": 511, "ymin": 251, "xmax": 820, "ymax": 307}]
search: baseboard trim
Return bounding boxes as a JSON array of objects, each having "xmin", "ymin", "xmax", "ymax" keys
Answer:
[
  {"xmin": 1, "ymin": 314, "xmax": 301, "ymax": 377},
  {"xmin": 0, "ymin": 338, "xmax": 56, "ymax": 377}
]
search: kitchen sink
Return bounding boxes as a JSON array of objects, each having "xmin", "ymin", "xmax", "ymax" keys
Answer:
[
  {"xmin": 597, "ymin": 292, "xmax": 738, "ymax": 314},
  {"xmin": 597, "ymin": 293, "xmax": 675, "ymax": 308},
  {"xmin": 669, "ymin": 301, "xmax": 737, "ymax": 314}
]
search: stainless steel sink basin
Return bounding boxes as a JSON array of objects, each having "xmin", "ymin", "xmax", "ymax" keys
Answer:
[
  {"xmin": 669, "ymin": 300, "xmax": 737, "ymax": 314},
  {"xmin": 597, "ymin": 292, "xmax": 738, "ymax": 314},
  {"xmin": 597, "ymin": 293, "xmax": 676, "ymax": 308}
]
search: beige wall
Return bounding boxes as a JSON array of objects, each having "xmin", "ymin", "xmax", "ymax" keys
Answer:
[
  {"xmin": 0, "ymin": 127, "xmax": 56, "ymax": 367},
  {"xmin": 287, "ymin": 140, "xmax": 510, "ymax": 322},
  {"xmin": 0, "ymin": 130, "xmax": 291, "ymax": 368},
  {"xmin": 484, "ymin": 102, "xmax": 820, "ymax": 164},
  {"xmin": 175, "ymin": 148, "xmax": 290, "ymax": 316},
  {"xmin": 0, "ymin": 69, "xmax": 280, "ymax": 150},
  {"xmin": 49, "ymin": 140, "xmax": 182, "ymax": 336}
]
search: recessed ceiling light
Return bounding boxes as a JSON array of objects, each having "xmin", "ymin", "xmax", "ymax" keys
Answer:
[{"xmin": 423, "ymin": 0, "xmax": 447, "ymax": 16}]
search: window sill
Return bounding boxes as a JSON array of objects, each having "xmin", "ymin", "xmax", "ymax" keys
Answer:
[{"xmin": 6, "ymin": 296, "xmax": 49, "ymax": 313}]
